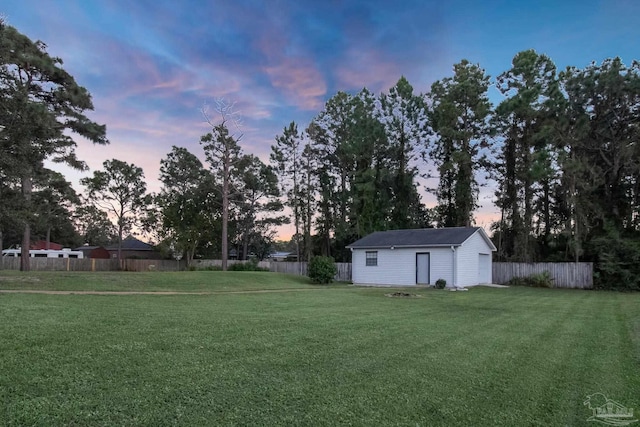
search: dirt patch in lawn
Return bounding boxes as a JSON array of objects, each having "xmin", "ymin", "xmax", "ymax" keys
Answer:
[
  {"xmin": 0, "ymin": 276, "xmax": 41, "ymax": 283},
  {"xmin": 0, "ymin": 288, "xmax": 340, "ymax": 296},
  {"xmin": 385, "ymin": 292, "xmax": 422, "ymax": 298}
]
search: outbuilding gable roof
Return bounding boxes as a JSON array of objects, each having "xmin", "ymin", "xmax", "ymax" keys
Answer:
[
  {"xmin": 106, "ymin": 236, "xmax": 154, "ymax": 251},
  {"xmin": 346, "ymin": 227, "xmax": 496, "ymax": 250}
]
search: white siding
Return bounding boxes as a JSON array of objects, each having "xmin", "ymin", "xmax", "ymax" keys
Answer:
[
  {"xmin": 455, "ymin": 230, "xmax": 493, "ymax": 286},
  {"xmin": 351, "ymin": 247, "xmax": 454, "ymax": 286}
]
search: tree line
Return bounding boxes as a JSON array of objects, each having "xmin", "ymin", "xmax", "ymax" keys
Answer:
[{"xmin": 1, "ymin": 21, "xmax": 638, "ymax": 288}]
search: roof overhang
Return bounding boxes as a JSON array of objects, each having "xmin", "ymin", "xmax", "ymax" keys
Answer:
[
  {"xmin": 346, "ymin": 243, "xmax": 463, "ymax": 250},
  {"xmin": 346, "ymin": 227, "xmax": 498, "ymax": 251}
]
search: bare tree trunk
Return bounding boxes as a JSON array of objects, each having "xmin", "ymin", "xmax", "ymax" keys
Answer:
[
  {"xmin": 46, "ymin": 227, "xmax": 51, "ymax": 250},
  {"xmin": 20, "ymin": 174, "xmax": 32, "ymax": 271},
  {"xmin": 242, "ymin": 237, "xmax": 249, "ymax": 261},
  {"xmin": 221, "ymin": 148, "xmax": 229, "ymax": 271},
  {"xmin": 117, "ymin": 222, "xmax": 123, "ymax": 269}
]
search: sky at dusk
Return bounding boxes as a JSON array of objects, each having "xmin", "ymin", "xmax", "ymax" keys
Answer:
[{"xmin": 3, "ymin": 0, "xmax": 639, "ymax": 237}]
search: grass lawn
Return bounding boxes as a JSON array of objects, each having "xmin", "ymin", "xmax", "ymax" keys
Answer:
[
  {"xmin": 0, "ymin": 272, "xmax": 638, "ymax": 426},
  {"xmin": 0, "ymin": 270, "xmax": 319, "ymax": 292}
]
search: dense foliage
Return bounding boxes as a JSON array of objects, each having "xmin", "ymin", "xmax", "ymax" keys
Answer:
[
  {"xmin": 505, "ymin": 271, "xmax": 555, "ymax": 288},
  {"xmin": 0, "ymin": 20, "xmax": 107, "ymax": 269},
  {"xmin": 2, "ymin": 20, "xmax": 639, "ymax": 289},
  {"xmin": 308, "ymin": 256, "xmax": 338, "ymax": 284}
]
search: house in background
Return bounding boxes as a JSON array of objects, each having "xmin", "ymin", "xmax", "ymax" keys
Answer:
[
  {"xmin": 30, "ymin": 240, "xmax": 63, "ymax": 250},
  {"xmin": 106, "ymin": 236, "xmax": 161, "ymax": 259},
  {"xmin": 347, "ymin": 227, "xmax": 496, "ymax": 288},
  {"xmin": 74, "ymin": 245, "xmax": 110, "ymax": 259},
  {"xmin": 268, "ymin": 251, "xmax": 296, "ymax": 262}
]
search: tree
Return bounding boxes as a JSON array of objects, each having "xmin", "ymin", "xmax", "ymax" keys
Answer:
[
  {"xmin": 157, "ymin": 146, "xmax": 219, "ymax": 265},
  {"xmin": 73, "ymin": 203, "xmax": 116, "ymax": 247},
  {"xmin": 374, "ymin": 77, "xmax": 430, "ymax": 229},
  {"xmin": 31, "ymin": 170, "xmax": 80, "ymax": 248},
  {"xmin": 560, "ymin": 58, "xmax": 640, "ymax": 235},
  {"xmin": 559, "ymin": 58, "xmax": 640, "ymax": 277},
  {"xmin": 311, "ymin": 88, "xmax": 395, "ymax": 260},
  {"xmin": 81, "ymin": 159, "xmax": 149, "ymax": 262},
  {"xmin": 233, "ymin": 154, "xmax": 287, "ymax": 260},
  {"xmin": 271, "ymin": 122, "xmax": 304, "ymax": 263},
  {"xmin": 493, "ymin": 50, "xmax": 561, "ymax": 261},
  {"xmin": 429, "ymin": 60, "xmax": 492, "ymax": 227},
  {"xmin": 0, "ymin": 22, "xmax": 108, "ymax": 270},
  {"xmin": 200, "ymin": 100, "xmax": 243, "ymax": 271}
]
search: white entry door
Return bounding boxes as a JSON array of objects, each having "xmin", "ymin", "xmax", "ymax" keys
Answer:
[
  {"xmin": 478, "ymin": 254, "xmax": 491, "ymax": 283},
  {"xmin": 416, "ymin": 253, "xmax": 430, "ymax": 285}
]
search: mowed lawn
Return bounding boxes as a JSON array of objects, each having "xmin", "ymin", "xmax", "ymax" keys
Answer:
[{"xmin": 0, "ymin": 272, "xmax": 638, "ymax": 426}]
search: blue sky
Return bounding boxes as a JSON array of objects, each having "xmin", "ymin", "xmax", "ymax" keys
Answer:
[{"xmin": 3, "ymin": 0, "xmax": 639, "ymax": 234}]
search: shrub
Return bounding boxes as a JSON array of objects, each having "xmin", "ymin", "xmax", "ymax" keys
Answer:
[
  {"xmin": 229, "ymin": 259, "xmax": 269, "ymax": 271},
  {"xmin": 506, "ymin": 271, "xmax": 554, "ymax": 288},
  {"xmin": 435, "ymin": 278, "xmax": 447, "ymax": 289},
  {"xmin": 308, "ymin": 256, "xmax": 337, "ymax": 284}
]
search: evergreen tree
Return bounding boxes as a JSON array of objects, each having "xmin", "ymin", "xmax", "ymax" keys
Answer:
[
  {"xmin": 429, "ymin": 60, "xmax": 492, "ymax": 227},
  {"xmin": 233, "ymin": 154, "xmax": 287, "ymax": 260},
  {"xmin": 374, "ymin": 77, "xmax": 430, "ymax": 229},
  {"xmin": 0, "ymin": 22, "xmax": 108, "ymax": 270},
  {"xmin": 271, "ymin": 122, "xmax": 304, "ymax": 263},
  {"xmin": 200, "ymin": 100, "xmax": 243, "ymax": 271},
  {"xmin": 493, "ymin": 50, "xmax": 560, "ymax": 261}
]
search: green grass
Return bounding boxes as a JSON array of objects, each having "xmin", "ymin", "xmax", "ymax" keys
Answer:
[
  {"xmin": 0, "ymin": 270, "xmax": 320, "ymax": 292},
  {"xmin": 0, "ymin": 274, "xmax": 639, "ymax": 426}
]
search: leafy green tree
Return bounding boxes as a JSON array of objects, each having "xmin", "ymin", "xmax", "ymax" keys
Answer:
[
  {"xmin": 157, "ymin": 146, "xmax": 219, "ymax": 265},
  {"xmin": 558, "ymin": 58, "xmax": 640, "ymax": 276},
  {"xmin": 32, "ymin": 170, "xmax": 80, "ymax": 248},
  {"xmin": 73, "ymin": 203, "xmax": 117, "ymax": 247},
  {"xmin": 81, "ymin": 159, "xmax": 149, "ymax": 261},
  {"xmin": 429, "ymin": 60, "xmax": 492, "ymax": 227},
  {"xmin": 561, "ymin": 58, "xmax": 640, "ymax": 235},
  {"xmin": 0, "ymin": 22, "xmax": 108, "ymax": 270}
]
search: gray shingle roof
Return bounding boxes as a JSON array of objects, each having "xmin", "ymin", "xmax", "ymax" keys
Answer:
[
  {"xmin": 106, "ymin": 236, "xmax": 154, "ymax": 251},
  {"xmin": 346, "ymin": 227, "xmax": 483, "ymax": 248}
]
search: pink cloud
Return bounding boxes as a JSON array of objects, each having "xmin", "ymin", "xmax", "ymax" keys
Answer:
[
  {"xmin": 263, "ymin": 57, "xmax": 327, "ymax": 110},
  {"xmin": 335, "ymin": 48, "xmax": 402, "ymax": 93}
]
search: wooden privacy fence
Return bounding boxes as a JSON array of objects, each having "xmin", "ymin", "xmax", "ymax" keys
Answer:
[
  {"xmin": 0, "ymin": 257, "xmax": 591, "ymax": 288},
  {"xmin": 492, "ymin": 262, "xmax": 593, "ymax": 289},
  {"xmin": 269, "ymin": 262, "xmax": 352, "ymax": 282},
  {"xmin": 0, "ymin": 258, "xmax": 352, "ymax": 281},
  {"xmin": 0, "ymin": 258, "xmax": 180, "ymax": 272}
]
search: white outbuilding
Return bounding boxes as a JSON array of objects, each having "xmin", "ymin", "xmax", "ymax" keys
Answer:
[{"xmin": 346, "ymin": 227, "xmax": 496, "ymax": 287}]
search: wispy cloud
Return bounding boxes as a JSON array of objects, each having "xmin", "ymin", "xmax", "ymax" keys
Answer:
[{"xmin": 264, "ymin": 58, "xmax": 327, "ymax": 110}]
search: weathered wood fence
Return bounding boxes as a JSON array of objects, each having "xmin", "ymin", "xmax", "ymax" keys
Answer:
[
  {"xmin": 1, "ymin": 258, "xmax": 590, "ymax": 288},
  {"xmin": 492, "ymin": 262, "xmax": 593, "ymax": 289},
  {"xmin": 269, "ymin": 262, "xmax": 352, "ymax": 282},
  {"xmin": 0, "ymin": 258, "xmax": 178, "ymax": 272},
  {"xmin": 0, "ymin": 258, "xmax": 352, "ymax": 281}
]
